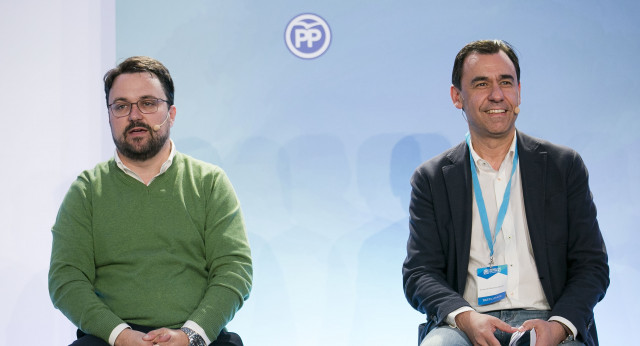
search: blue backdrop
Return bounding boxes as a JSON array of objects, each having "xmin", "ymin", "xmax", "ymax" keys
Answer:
[{"xmin": 111, "ymin": 1, "xmax": 638, "ymax": 345}]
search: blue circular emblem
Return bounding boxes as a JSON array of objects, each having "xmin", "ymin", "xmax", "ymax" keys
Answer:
[{"xmin": 285, "ymin": 13, "xmax": 331, "ymax": 59}]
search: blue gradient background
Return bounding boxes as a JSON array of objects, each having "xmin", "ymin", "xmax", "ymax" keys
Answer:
[
  {"xmin": 1, "ymin": 1, "xmax": 637, "ymax": 345},
  {"xmin": 113, "ymin": 1, "xmax": 639, "ymax": 345}
]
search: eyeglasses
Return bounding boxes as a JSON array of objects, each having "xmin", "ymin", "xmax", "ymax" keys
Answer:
[{"xmin": 108, "ymin": 98, "xmax": 169, "ymax": 118}]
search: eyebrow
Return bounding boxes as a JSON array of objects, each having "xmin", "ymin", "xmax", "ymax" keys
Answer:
[
  {"xmin": 469, "ymin": 74, "xmax": 515, "ymax": 85},
  {"xmin": 110, "ymin": 95, "xmax": 159, "ymax": 103}
]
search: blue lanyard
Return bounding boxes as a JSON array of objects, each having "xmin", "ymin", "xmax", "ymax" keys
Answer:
[{"xmin": 465, "ymin": 132, "xmax": 518, "ymax": 266}]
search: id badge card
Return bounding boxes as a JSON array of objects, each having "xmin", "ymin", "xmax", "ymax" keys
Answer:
[{"xmin": 476, "ymin": 264, "xmax": 508, "ymax": 306}]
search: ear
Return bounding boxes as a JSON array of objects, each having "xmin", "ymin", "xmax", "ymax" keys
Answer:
[
  {"xmin": 168, "ymin": 105, "xmax": 177, "ymax": 128},
  {"xmin": 451, "ymin": 85, "xmax": 463, "ymax": 109}
]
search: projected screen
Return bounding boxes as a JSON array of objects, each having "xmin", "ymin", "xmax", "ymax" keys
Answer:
[{"xmin": 111, "ymin": 2, "xmax": 637, "ymax": 345}]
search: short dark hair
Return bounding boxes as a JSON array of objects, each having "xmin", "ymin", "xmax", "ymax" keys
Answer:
[
  {"xmin": 103, "ymin": 56, "xmax": 175, "ymax": 106},
  {"xmin": 452, "ymin": 40, "xmax": 520, "ymax": 90}
]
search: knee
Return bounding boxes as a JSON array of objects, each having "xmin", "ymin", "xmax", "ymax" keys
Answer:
[{"xmin": 421, "ymin": 326, "xmax": 470, "ymax": 346}]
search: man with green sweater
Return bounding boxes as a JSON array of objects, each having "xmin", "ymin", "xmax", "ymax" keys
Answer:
[{"xmin": 48, "ymin": 56, "xmax": 252, "ymax": 346}]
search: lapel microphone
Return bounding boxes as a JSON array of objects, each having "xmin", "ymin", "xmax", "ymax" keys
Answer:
[{"xmin": 153, "ymin": 113, "xmax": 170, "ymax": 131}]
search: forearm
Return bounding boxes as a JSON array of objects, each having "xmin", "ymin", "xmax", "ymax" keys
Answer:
[
  {"xmin": 189, "ymin": 280, "xmax": 248, "ymax": 341},
  {"xmin": 195, "ymin": 238, "xmax": 251, "ymax": 340},
  {"xmin": 549, "ymin": 317, "xmax": 575, "ymax": 340},
  {"xmin": 403, "ymin": 267, "xmax": 470, "ymax": 323},
  {"xmin": 447, "ymin": 306, "xmax": 475, "ymax": 327},
  {"xmin": 48, "ymin": 266, "xmax": 124, "ymax": 341}
]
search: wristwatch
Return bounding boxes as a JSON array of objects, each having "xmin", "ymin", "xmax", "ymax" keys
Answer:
[
  {"xmin": 555, "ymin": 321, "xmax": 575, "ymax": 343},
  {"xmin": 180, "ymin": 327, "xmax": 207, "ymax": 346}
]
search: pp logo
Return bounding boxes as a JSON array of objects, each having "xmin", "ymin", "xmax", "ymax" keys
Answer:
[{"xmin": 285, "ymin": 13, "xmax": 331, "ymax": 59}]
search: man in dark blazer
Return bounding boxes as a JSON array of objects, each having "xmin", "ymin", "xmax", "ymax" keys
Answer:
[{"xmin": 403, "ymin": 40, "xmax": 609, "ymax": 346}]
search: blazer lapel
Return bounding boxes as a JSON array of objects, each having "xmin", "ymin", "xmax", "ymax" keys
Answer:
[
  {"xmin": 442, "ymin": 141, "xmax": 473, "ymax": 291},
  {"xmin": 518, "ymin": 132, "xmax": 553, "ymax": 299}
]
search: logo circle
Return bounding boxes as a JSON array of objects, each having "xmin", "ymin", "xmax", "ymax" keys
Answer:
[{"xmin": 285, "ymin": 13, "xmax": 331, "ymax": 59}]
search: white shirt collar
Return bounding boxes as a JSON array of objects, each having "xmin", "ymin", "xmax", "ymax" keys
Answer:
[
  {"xmin": 468, "ymin": 134, "xmax": 517, "ymax": 172},
  {"xmin": 114, "ymin": 139, "xmax": 176, "ymax": 185}
]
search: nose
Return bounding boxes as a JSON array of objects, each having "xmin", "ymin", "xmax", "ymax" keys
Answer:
[
  {"xmin": 488, "ymin": 84, "xmax": 505, "ymax": 102},
  {"xmin": 128, "ymin": 103, "xmax": 144, "ymax": 120}
]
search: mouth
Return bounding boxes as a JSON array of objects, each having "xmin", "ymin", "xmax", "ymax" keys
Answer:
[
  {"xmin": 485, "ymin": 109, "xmax": 507, "ymax": 114},
  {"xmin": 124, "ymin": 122, "xmax": 152, "ymax": 138},
  {"xmin": 128, "ymin": 127, "xmax": 148, "ymax": 134}
]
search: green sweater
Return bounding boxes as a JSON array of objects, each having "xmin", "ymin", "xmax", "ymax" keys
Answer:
[{"xmin": 48, "ymin": 152, "xmax": 252, "ymax": 342}]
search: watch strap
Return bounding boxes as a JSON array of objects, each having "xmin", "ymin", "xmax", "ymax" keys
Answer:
[{"xmin": 180, "ymin": 327, "xmax": 207, "ymax": 346}]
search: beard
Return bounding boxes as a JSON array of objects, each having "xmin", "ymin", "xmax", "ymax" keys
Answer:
[{"xmin": 113, "ymin": 120, "xmax": 170, "ymax": 162}]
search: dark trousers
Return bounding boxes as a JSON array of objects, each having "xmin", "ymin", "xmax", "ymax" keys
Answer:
[{"xmin": 71, "ymin": 324, "xmax": 243, "ymax": 346}]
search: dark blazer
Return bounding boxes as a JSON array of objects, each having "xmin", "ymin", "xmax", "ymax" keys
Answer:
[{"xmin": 403, "ymin": 131, "xmax": 609, "ymax": 345}]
